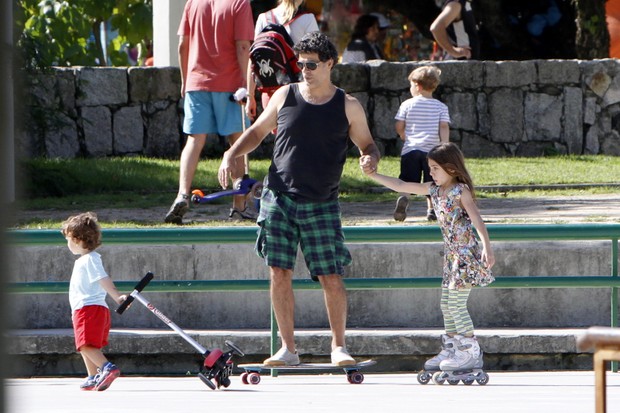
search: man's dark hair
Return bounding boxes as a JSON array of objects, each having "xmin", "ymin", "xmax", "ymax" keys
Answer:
[{"xmin": 294, "ymin": 32, "xmax": 338, "ymax": 64}]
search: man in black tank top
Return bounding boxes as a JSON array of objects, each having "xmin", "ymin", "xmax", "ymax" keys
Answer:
[{"xmin": 218, "ymin": 32, "xmax": 380, "ymax": 367}]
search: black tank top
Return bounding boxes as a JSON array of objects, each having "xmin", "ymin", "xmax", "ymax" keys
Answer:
[{"xmin": 265, "ymin": 84, "xmax": 349, "ymax": 202}]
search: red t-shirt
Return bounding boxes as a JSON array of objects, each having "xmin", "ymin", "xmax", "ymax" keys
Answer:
[{"xmin": 178, "ymin": 0, "xmax": 254, "ymax": 92}]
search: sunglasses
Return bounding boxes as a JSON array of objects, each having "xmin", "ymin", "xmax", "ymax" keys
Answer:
[{"xmin": 296, "ymin": 61, "xmax": 320, "ymax": 71}]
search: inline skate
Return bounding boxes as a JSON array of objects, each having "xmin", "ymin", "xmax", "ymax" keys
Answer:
[
  {"xmin": 417, "ymin": 334, "xmax": 459, "ymax": 384},
  {"xmin": 432, "ymin": 335, "xmax": 489, "ymax": 385}
]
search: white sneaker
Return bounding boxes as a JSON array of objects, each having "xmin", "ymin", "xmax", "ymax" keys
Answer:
[
  {"xmin": 331, "ymin": 346, "xmax": 356, "ymax": 366},
  {"xmin": 263, "ymin": 347, "xmax": 300, "ymax": 366}
]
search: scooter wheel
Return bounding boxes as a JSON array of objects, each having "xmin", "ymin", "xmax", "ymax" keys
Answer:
[
  {"xmin": 251, "ymin": 182, "xmax": 264, "ymax": 199},
  {"xmin": 198, "ymin": 373, "xmax": 217, "ymax": 390}
]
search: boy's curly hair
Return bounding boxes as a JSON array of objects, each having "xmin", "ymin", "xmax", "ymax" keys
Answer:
[{"xmin": 61, "ymin": 212, "xmax": 102, "ymax": 251}]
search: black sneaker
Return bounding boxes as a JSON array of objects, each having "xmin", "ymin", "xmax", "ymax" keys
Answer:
[
  {"xmin": 393, "ymin": 196, "xmax": 409, "ymax": 221},
  {"xmin": 426, "ymin": 209, "xmax": 437, "ymax": 221},
  {"xmin": 164, "ymin": 195, "xmax": 189, "ymax": 225},
  {"xmin": 229, "ymin": 207, "xmax": 258, "ymax": 221}
]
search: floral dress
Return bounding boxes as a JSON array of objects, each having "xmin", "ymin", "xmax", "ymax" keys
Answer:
[{"xmin": 429, "ymin": 183, "xmax": 495, "ymax": 290}]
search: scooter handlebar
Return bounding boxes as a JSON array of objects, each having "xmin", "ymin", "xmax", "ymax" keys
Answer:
[{"xmin": 116, "ymin": 272, "xmax": 154, "ymax": 315}]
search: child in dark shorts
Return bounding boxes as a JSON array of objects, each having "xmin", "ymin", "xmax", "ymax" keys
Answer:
[
  {"xmin": 394, "ymin": 65, "xmax": 450, "ymax": 221},
  {"xmin": 62, "ymin": 212, "xmax": 127, "ymax": 391}
]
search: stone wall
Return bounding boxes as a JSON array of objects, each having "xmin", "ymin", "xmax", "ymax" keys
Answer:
[{"xmin": 17, "ymin": 59, "xmax": 620, "ymax": 159}]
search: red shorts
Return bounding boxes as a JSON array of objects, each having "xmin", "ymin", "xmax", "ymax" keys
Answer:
[{"xmin": 72, "ymin": 305, "xmax": 111, "ymax": 351}]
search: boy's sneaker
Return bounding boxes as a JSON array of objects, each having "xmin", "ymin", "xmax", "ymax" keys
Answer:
[
  {"xmin": 393, "ymin": 196, "xmax": 409, "ymax": 221},
  {"xmin": 331, "ymin": 346, "xmax": 356, "ymax": 366},
  {"xmin": 94, "ymin": 362, "xmax": 120, "ymax": 392},
  {"xmin": 80, "ymin": 375, "xmax": 99, "ymax": 391},
  {"xmin": 426, "ymin": 209, "xmax": 437, "ymax": 221},
  {"xmin": 263, "ymin": 347, "xmax": 300, "ymax": 366},
  {"xmin": 164, "ymin": 194, "xmax": 190, "ymax": 225},
  {"xmin": 229, "ymin": 207, "xmax": 258, "ymax": 221}
]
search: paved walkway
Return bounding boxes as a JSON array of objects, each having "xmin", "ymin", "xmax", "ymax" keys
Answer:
[{"xmin": 6, "ymin": 372, "xmax": 620, "ymax": 413}]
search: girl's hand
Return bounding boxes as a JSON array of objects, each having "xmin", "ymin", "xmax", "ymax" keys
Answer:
[
  {"xmin": 359, "ymin": 155, "xmax": 377, "ymax": 175},
  {"xmin": 481, "ymin": 247, "xmax": 495, "ymax": 269}
]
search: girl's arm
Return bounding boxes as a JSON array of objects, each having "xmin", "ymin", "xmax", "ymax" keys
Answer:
[
  {"xmin": 460, "ymin": 187, "xmax": 495, "ymax": 268},
  {"xmin": 99, "ymin": 277, "xmax": 127, "ymax": 305},
  {"xmin": 359, "ymin": 158, "xmax": 430, "ymax": 195}
]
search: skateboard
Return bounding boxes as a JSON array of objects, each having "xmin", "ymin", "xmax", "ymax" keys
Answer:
[{"xmin": 238, "ymin": 360, "xmax": 376, "ymax": 385}]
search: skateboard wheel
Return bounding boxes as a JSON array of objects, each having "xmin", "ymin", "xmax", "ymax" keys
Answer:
[
  {"xmin": 417, "ymin": 371, "xmax": 431, "ymax": 385},
  {"xmin": 347, "ymin": 372, "xmax": 364, "ymax": 384},
  {"xmin": 203, "ymin": 348, "xmax": 223, "ymax": 369},
  {"xmin": 248, "ymin": 372, "xmax": 261, "ymax": 385},
  {"xmin": 240, "ymin": 372, "xmax": 249, "ymax": 385}
]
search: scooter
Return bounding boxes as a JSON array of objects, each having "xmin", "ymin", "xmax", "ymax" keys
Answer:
[
  {"xmin": 116, "ymin": 272, "xmax": 245, "ymax": 390},
  {"xmin": 190, "ymin": 88, "xmax": 263, "ymax": 218}
]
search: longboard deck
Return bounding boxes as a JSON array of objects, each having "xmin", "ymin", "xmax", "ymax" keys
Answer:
[{"xmin": 239, "ymin": 359, "xmax": 376, "ymax": 371}]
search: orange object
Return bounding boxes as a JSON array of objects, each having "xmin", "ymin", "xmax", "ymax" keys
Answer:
[{"xmin": 607, "ymin": 0, "xmax": 620, "ymax": 58}]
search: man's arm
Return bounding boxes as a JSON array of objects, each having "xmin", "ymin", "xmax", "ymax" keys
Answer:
[
  {"xmin": 218, "ymin": 85, "xmax": 288, "ymax": 188},
  {"xmin": 345, "ymin": 95, "xmax": 380, "ymax": 175},
  {"xmin": 236, "ymin": 40, "xmax": 251, "ymax": 88},
  {"xmin": 430, "ymin": 2, "xmax": 471, "ymax": 59},
  {"xmin": 178, "ymin": 35, "xmax": 189, "ymax": 97}
]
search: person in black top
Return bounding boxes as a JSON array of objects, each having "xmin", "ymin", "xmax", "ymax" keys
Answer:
[
  {"xmin": 218, "ymin": 32, "xmax": 380, "ymax": 368},
  {"xmin": 341, "ymin": 14, "xmax": 384, "ymax": 63},
  {"xmin": 431, "ymin": 0, "xmax": 480, "ymax": 60}
]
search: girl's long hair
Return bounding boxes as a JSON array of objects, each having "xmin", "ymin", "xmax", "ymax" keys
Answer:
[
  {"xmin": 428, "ymin": 143, "xmax": 477, "ymax": 201},
  {"xmin": 280, "ymin": 0, "xmax": 304, "ymax": 23}
]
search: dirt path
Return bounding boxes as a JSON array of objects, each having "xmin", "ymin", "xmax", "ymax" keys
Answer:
[{"xmin": 14, "ymin": 193, "xmax": 620, "ymax": 226}]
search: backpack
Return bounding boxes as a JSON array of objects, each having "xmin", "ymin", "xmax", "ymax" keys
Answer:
[{"xmin": 250, "ymin": 12, "xmax": 305, "ymax": 94}]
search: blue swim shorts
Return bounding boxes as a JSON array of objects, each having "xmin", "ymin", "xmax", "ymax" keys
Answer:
[{"xmin": 183, "ymin": 91, "xmax": 250, "ymax": 136}]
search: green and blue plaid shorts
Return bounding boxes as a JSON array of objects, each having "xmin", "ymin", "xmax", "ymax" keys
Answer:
[{"xmin": 255, "ymin": 188, "xmax": 352, "ymax": 280}]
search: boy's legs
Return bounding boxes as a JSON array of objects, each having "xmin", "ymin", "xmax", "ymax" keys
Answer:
[{"xmin": 80, "ymin": 345, "xmax": 108, "ymax": 377}]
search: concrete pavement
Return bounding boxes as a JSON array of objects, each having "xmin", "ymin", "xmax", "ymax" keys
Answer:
[{"xmin": 6, "ymin": 371, "xmax": 620, "ymax": 413}]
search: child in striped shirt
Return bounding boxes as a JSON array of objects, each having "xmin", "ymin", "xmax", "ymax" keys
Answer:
[{"xmin": 393, "ymin": 66, "xmax": 451, "ymax": 222}]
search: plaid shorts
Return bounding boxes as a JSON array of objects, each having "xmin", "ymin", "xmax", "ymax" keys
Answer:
[{"xmin": 255, "ymin": 188, "xmax": 352, "ymax": 280}]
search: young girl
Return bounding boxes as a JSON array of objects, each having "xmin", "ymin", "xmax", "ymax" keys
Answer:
[
  {"xmin": 61, "ymin": 212, "xmax": 127, "ymax": 391},
  {"xmin": 360, "ymin": 142, "xmax": 495, "ymax": 378}
]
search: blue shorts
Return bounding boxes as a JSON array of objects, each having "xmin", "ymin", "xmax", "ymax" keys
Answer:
[{"xmin": 183, "ymin": 91, "xmax": 249, "ymax": 136}]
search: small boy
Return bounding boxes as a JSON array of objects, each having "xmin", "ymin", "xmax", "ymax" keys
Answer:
[
  {"xmin": 61, "ymin": 212, "xmax": 127, "ymax": 391},
  {"xmin": 394, "ymin": 65, "xmax": 450, "ymax": 221}
]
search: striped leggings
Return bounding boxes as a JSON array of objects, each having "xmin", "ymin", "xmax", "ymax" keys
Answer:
[{"xmin": 439, "ymin": 287, "xmax": 474, "ymax": 336}]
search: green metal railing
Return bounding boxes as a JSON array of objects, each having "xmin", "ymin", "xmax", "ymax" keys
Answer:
[{"xmin": 8, "ymin": 224, "xmax": 620, "ymax": 370}]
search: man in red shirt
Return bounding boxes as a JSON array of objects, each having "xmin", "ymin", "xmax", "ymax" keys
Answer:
[{"xmin": 165, "ymin": 0, "xmax": 255, "ymax": 224}]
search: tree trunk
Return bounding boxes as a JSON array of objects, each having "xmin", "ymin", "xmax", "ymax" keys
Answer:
[{"xmin": 573, "ymin": 0, "xmax": 610, "ymax": 58}]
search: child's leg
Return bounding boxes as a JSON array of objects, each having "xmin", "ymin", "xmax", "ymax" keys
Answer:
[
  {"xmin": 439, "ymin": 287, "xmax": 458, "ymax": 336},
  {"xmin": 446, "ymin": 288, "xmax": 474, "ymax": 337},
  {"xmin": 80, "ymin": 345, "xmax": 109, "ymax": 375}
]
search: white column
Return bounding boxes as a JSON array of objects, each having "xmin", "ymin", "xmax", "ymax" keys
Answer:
[{"xmin": 153, "ymin": 0, "xmax": 186, "ymax": 67}]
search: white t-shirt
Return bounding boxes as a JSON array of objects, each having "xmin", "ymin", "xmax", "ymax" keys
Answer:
[
  {"xmin": 254, "ymin": 9, "xmax": 319, "ymax": 44},
  {"xmin": 395, "ymin": 96, "xmax": 451, "ymax": 154},
  {"xmin": 69, "ymin": 251, "xmax": 109, "ymax": 312}
]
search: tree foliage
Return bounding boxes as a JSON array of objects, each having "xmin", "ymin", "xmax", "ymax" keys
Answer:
[{"xmin": 17, "ymin": 0, "xmax": 152, "ymax": 69}]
